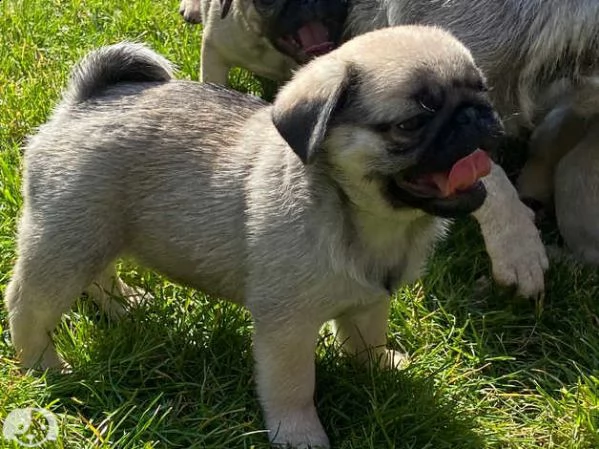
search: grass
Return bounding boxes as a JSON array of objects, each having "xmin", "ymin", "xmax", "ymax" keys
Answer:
[{"xmin": 0, "ymin": 0, "xmax": 598, "ymax": 447}]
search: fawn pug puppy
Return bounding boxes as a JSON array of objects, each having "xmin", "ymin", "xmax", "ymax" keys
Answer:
[
  {"xmin": 179, "ymin": 0, "xmax": 348, "ymax": 84},
  {"xmin": 345, "ymin": 0, "xmax": 599, "ymax": 265},
  {"xmin": 6, "ymin": 26, "xmax": 547, "ymax": 448}
]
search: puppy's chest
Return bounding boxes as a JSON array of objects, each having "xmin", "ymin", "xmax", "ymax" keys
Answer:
[
  {"xmin": 359, "ymin": 238, "xmax": 424, "ymax": 294},
  {"xmin": 317, "ymin": 249, "xmax": 415, "ymax": 317},
  {"xmin": 333, "ymin": 215, "xmax": 441, "ymax": 302}
]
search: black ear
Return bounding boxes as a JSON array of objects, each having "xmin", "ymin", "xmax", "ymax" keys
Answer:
[
  {"xmin": 271, "ymin": 60, "xmax": 351, "ymax": 164},
  {"xmin": 220, "ymin": 0, "xmax": 233, "ymax": 18}
]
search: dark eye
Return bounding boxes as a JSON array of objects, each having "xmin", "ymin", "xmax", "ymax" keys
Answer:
[
  {"xmin": 395, "ymin": 114, "xmax": 430, "ymax": 132},
  {"xmin": 373, "ymin": 123, "xmax": 391, "ymax": 133}
]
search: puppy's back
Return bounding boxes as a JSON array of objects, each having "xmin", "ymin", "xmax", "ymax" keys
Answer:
[
  {"xmin": 27, "ymin": 42, "xmax": 267, "ymax": 171},
  {"xmin": 25, "ymin": 42, "xmax": 269, "ymax": 199},
  {"xmin": 22, "ymin": 44, "xmax": 272, "ymax": 301}
]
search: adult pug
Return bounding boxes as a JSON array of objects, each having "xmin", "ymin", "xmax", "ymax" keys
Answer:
[
  {"xmin": 179, "ymin": 0, "xmax": 347, "ymax": 84},
  {"xmin": 345, "ymin": 0, "xmax": 599, "ymax": 264},
  {"xmin": 6, "ymin": 27, "xmax": 546, "ymax": 447}
]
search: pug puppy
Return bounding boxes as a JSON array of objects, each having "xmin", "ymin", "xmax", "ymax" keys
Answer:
[
  {"xmin": 345, "ymin": 0, "xmax": 599, "ymax": 265},
  {"xmin": 6, "ymin": 27, "xmax": 547, "ymax": 447},
  {"xmin": 179, "ymin": 0, "xmax": 348, "ymax": 84}
]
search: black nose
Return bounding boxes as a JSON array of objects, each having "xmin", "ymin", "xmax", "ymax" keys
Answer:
[
  {"xmin": 455, "ymin": 106, "xmax": 478, "ymax": 125},
  {"xmin": 455, "ymin": 104, "xmax": 502, "ymax": 132},
  {"xmin": 299, "ymin": 0, "xmax": 347, "ymax": 21}
]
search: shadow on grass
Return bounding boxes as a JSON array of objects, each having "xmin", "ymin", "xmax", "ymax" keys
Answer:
[
  {"xmin": 417, "ymin": 137, "xmax": 598, "ymax": 400},
  {"xmin": 46, "ymin": 292, "xmax": 264, "ymax": 448},
  {"xmin": 422, "ymin": 211, "xmax": 599, "ymax": 397},
  {"xmin": 42, "ymin": 282, "xmax": 484, "ymax": 449},
  {"xmin": 316, "ymin": 350, "xmax": 485, "ymax": 449}
]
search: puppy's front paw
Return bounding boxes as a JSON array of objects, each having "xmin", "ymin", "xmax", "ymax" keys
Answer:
[
  {"xmin": 179, "ymin": 0, "xmax": 202, "ymax": 24},
  {"xmin": 474, "ymin": 164, "xmax": 549, "ymax": 299},
  {"xmin": 480, "ymin": 201, "xmax": 549, "ymax": 298},
  {"xmin": 268, "ymin": 406, "xmax": 330, "ymax": 449}
]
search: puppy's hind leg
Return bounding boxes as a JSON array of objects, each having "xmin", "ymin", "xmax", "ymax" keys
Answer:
[
  {"xmin": 5, "ymin": 212, "xmax": 120, "ymax": 371},
  {"xmin": 4, "ymin": 271, "xmax": 68, "ymax": 371},
  {"xmin": 333, "ymin": 298, "xmax": 407, "ymax": 370},
  {"xmin": 554, "ymin": 122, "xmax": 599, "ymax": 264},
  {"xmin": 518, "ymin": 107, "xmax": 587, "ymax": 206}
]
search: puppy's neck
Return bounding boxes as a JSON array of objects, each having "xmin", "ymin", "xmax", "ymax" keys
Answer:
[{"xmin": 352, "ymin": 206, "xmax": 434, "ymax": 251}]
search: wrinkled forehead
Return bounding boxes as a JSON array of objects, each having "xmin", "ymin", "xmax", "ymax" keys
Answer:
[
  {"xmin": 342, "ymin": 29, "xmax": 481, "ymax": 89},
  {"xmin": 365, "ymin": 61, "xmax": 483, "ymax": 98},
  {"xmin": 345, "ymin": 52, "xmax": 485, "ymax": 122}
]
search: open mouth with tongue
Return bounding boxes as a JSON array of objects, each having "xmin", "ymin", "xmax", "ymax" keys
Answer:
[
  {"xmin": 277, "ymin": 21, "xmax": 336, "ymax": 62},
  {"xmin": 387, "ymin": 149, "xmax": 492, "ymax": 217}
]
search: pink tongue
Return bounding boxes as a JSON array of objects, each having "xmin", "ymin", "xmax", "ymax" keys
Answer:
[
  {"xmin": 429, "ymin": 149, "xmax": 492, "ymax": 197},
  {"xmin": 297, "ymin": 21, "xmax": 334, "ymax": 54}
]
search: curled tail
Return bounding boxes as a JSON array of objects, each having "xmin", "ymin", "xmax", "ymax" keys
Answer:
[{"xmin": 64, "ymin": 41, "xmax": 174, "ymax": 104}]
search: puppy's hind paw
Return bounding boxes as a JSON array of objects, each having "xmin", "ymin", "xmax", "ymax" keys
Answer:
[
  {"xmin": 22, "ymin": 351, "xmax": 71, "ymax": 375},
  {"xmin": 379, "ymin": 349, "xmax": 410, "ymax": 370},
  {"xmin": 86, "ymin": 276, "xmax": 153, "ymax": 320}
]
